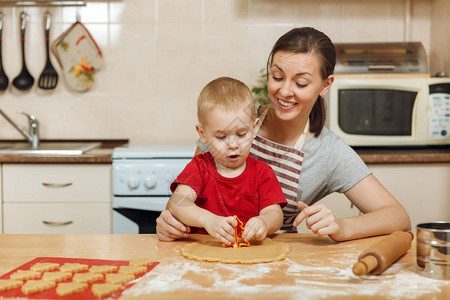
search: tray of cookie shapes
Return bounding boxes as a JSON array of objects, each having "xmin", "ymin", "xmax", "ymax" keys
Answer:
[{"xmin": 0, "ymin": 257, "xmax": 158, "ymax": 299}]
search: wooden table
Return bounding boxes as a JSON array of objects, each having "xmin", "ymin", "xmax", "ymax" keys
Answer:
[{"xmin": 0, "ymin": 234, "xmax": 448, "ymax": 299}]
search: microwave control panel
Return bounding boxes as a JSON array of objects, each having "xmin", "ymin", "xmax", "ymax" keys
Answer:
[{"xmin": 429, "ymin": 83, "xmax": 450, "ymax": 140}]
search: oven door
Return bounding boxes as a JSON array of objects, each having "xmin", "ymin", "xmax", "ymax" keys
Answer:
[{"xmin": 112, "ymin": 196, "xmax": 169, "ymax": 234}]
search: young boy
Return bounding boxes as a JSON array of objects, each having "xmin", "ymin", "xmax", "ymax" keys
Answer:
[{"xmin": 167, "ymin": 77, "xmax": 286, "ymax": 246}]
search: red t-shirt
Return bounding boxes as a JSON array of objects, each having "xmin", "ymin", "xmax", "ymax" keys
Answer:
[{"xmin": 170, "ymin": 152, "xmax": 287, "ymax": 234}]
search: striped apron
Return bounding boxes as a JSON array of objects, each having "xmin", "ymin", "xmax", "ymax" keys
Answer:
[{"xmin": 249, "ymin": 107, "xmax": 308, "ymax": 232}]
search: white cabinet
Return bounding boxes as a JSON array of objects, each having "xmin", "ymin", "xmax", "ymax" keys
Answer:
[
  {"xmin": 369, "ymin": 163, "xmax": 450, "ymax": 229},
  {"xmin": 2, "ymin": 164, "xmax": 112, "ymax": 234},
  {"xmin": 298, "ymin": 163, "xmax": 450, "ymax": 233}
]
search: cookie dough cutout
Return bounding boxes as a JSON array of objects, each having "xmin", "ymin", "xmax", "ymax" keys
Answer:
[
  {"xmin": 91, "ymin": 283, "xmax": 122, "ymax": 298},
  {"xmin": 72, "ymin": 272, "xmax": 103, "ymax": 284},
  {"xmin": 60, "ymin": 263, "xmax": 88, "ymax": 273},
  {"xmin": 30, "ymin": 263, "xmax": 60, "ymax": 273},
  {"xmin": 41, "ymin": 271, "xmax": 72, "ymax": 283},
  {"xmin": 129, "ymin": 258, "xmax": 153, "ymax": 267},
  {"xmin": 56, "ymin": 282, "xmax": 88, "ymax": 296},
  {"xmin": 89, "ymin": 265, "xmax": 118, "ymax": 274},
  {"xmin": 0, "ymin": 279, "xmax": 23, "ymax": 292},
  {"xmin": 118, "ymin": 266, "xmax": 146, "ymax": 276},
  {"xmin": 105, "ymin": 273, "xmax": 135, "ymax": 285},
  {"xmin": 21, "ymin": 280, "xmax": 55, "ymax": 295},
  {"xmin": 10, "ymin": 270, "xmax": 41, "ymax": 281},
  {"xmin": 181, "ymin": 238, "xmax": 289, "ymax": 264}
]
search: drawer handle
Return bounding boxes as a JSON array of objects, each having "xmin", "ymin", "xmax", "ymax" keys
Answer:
[
  {"xmin": 42, "ymin": 182, "xmax": 73, "ymax": 188},
  {"xmin": 42, "ymin": 220, "xmax": 73, "ymax": 227}
]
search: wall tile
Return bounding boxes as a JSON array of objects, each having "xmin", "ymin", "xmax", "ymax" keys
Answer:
[
  {"xmin": 0, "ymin": 0, "xmax": 439, "ymax": 145},
  {"xmin": 157, "ymin": 0, "xmax": 203, "ymax": 23},
  {"xmin": 61, "ymin": 2, "xmax": 108, "ymax": 24},
  {"xmin": 248, "ymin": 0, "xmax": 299, "ymax": 23},
  {"xmin": 204, "ymin": 0, "xmax": 248, "ymax": 23},
  {"xmin": 109, "ymin": 0, "xmax": 156, "ymax": 24}
]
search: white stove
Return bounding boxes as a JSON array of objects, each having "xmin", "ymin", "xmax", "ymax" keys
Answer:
[{"xmin": 112, "ymin": 145, "xmax": 193, "ymax": 234}]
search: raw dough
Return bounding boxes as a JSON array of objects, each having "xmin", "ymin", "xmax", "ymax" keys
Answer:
[{"xmin": 181, "ymin": 238, "xmax": 289, "ymax": 264}]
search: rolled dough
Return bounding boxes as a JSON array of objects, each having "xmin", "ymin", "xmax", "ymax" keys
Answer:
[{"xmin": 181, "ymin": 238, "xmax": 289, "ymax": 264}]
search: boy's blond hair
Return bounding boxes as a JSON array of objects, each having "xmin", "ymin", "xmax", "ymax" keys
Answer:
[{"xmin": 197, "ymin": 77, "xmax": 255, "ymax": 126}]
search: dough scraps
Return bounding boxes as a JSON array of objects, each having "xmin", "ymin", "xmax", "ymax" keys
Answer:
[{"xmin": 181, "ymin": 238, "xmax": 289, "ymax": 264}]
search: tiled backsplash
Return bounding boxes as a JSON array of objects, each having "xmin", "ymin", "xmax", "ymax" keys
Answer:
[{"xmin": 0, "ymin": 0, "xmax": 440, "ymax": 145}]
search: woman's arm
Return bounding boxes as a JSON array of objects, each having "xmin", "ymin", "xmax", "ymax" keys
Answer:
[
  {"xmin": 294, "ymin": 174, "xmax": 411, "ymax": 242},
  {"xmin": 167, "ymin": 184, "xmax": 237, "ymax": 245},
  {"xmin": 336, "ymin": 174, "xmax": 411, "ymax": 240},
  {"xmin": 156, "ymin": 146, "xmax": 204, "ymax": 241}
]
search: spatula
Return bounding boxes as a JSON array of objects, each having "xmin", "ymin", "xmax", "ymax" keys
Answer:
[{"xmin": 38, "ymin": 11, "xmax": 58, "ymax": 90}]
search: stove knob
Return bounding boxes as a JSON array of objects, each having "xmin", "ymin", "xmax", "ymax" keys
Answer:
[
  {"xmin": 127, "ymin": 177, "xmax": 140, "ymax": 190},
  {"xmin": 144, "ymin": 175, "xmax": 157, "ymax": 189}
]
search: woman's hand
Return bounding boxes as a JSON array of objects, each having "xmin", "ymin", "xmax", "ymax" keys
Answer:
[
  {"xmin": 242, "ymin": 216, "xmax": 269, "ymax": 241},
  {"xmin": 156, "ymin": 210, "xmax": 191, "ymax": 241},
  {"xmin": 293, "ymin": 201, "xmax": 343, "ymax": 241},
  {"xmin": 203, "ymin": 215, "xmax": 237, "ymax": 246}
]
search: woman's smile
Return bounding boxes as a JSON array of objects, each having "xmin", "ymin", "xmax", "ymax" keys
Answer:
[{"xmin": 277, "ymin": 98, "xmax": 297, "ymax": 108}]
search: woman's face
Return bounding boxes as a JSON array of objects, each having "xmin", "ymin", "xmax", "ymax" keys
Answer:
[{"xmin": 267, "ymin": 51, "xmax": 333, "ymax": 122}]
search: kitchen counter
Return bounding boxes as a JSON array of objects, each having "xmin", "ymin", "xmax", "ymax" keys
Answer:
[
  {"xmin": 0, "ymin": 141, "xmax": 447, "ymax": 164},
  {"xmin": 0, "ymin": 233, "xmax": 448, "ymax": 299},
  {"xmin": 0, "ymin": 139, "xmax": 128, "ymax": 164},
  {"xmin": 355, "ymin": 146, "xmax": 450, "ymax": 164}
]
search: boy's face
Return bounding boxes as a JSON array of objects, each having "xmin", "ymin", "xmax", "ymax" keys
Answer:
[{"xmin": 196, "ymin": 106, "xmax": 258, "ymax": 174}]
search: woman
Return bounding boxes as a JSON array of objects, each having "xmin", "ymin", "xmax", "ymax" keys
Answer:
[{"xmin": 156, "ymin": 27, "xmax": 411, "ymax": 242}]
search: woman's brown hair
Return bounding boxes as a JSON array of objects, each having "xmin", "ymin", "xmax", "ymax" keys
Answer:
[{"xmin": 266, "ymin": 27, "xmax": 336, "ymax": 137}]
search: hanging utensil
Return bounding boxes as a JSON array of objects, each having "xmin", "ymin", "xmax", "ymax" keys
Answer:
[
  {"xmin": 0, "ymin": 11, "xmax": 9, "ymax": 91},
  {"xmin": 12, "ymin": 11, "xmax": 34, "ymax": 91},
  {"xmin": 38, "ymin": 11, "xmax": 58, "ymax": 90}
]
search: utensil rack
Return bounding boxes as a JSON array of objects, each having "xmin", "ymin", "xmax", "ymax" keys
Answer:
[{"xmin": 0, "ymin": 1, "xmax": 86, "ymax": 6}]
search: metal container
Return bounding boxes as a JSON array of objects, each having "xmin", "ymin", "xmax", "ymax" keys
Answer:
[
  {"xmin": 416, "ymin": 222, "xmax": 450, "ymax": 280},
  {"xmin": 334, "ymin": 42, "xmax": 428, "ymax": 74}
]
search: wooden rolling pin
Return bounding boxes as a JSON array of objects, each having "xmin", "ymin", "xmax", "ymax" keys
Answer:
[{"xmin": 352, "ymin": 231, "xmax": 414, "ymax": 276}]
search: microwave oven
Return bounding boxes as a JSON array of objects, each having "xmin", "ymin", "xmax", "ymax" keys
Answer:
[{"xmin": 325, "ymin": 77, "xmax": 450, "ymax": 147}]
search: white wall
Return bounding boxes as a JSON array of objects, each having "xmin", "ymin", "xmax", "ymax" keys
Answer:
[{"xmin": 0, "ymin": 0, "xmax": 435, "ymax": 145}]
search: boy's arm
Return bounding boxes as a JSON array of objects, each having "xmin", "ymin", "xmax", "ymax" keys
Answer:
[
  {"xmin": 167, "ymin": 184, "xmax": 237, "ymax": 245},
  {"xmin": 242, "ymin": 204, "xmax": 283, "ymax": 241}
]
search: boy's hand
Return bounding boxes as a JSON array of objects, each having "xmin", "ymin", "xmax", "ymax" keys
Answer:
[
  {"xmin": 203, "ymin": 215, "xmax": 237, "ymax": 246},
  {"xmin": 242, "ymin": 216, "xmax": 268, "ymax": 242}
]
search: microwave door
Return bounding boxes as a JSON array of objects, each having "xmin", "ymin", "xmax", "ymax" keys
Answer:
[{"xmin": 338, "ymin": 89, "xmax": 416, "ymax": 136}]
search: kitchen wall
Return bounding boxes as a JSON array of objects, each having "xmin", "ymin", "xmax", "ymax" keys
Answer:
[
  {"xmin": 0, "ymin": 0, "xmax": 441, "ymax": 146},
  {"xmin": 430, "ymin": 0, "xmax": 450, "ymax": 75}
]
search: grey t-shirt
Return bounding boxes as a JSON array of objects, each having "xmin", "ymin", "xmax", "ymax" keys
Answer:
[
  {"xmin": 196, "ymin": 126, "xmax": 371, "ymax": 206},
  {"xmin": 297, "ymin": 126, "xmax": 371, "ymax": 205}
]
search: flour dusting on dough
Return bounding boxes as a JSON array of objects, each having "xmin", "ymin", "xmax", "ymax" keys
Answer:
[{"xmin": 125, "ymin": 256, "xmax": 449, "ymax": 299}]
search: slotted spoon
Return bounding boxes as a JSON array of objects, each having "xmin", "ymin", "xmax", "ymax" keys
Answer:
[{"xmin": 38, "ymin": 11, "xmax": 58, "ymax": 90}]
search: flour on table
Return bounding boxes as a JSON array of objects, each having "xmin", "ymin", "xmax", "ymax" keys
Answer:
[{"xmin": 124, "ymin": 253, "xmax": 449, "ymax": 299}]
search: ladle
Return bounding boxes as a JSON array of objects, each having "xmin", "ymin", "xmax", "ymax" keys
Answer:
[
  {"xmin": 0, "ymin": 11, "xmax": 9, "ymax": 91},
  {"xmin": 12, "ymin": 11, "xmax": 34, "ymax": 90}
]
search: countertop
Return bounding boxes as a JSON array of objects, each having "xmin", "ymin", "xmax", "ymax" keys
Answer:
[
  {"xmin": 0, "ymin": 233, "xmax": 448, "ymax": 299},
  {"xmin": 354, "ymin": 146, "xmax": 450, "ymax": 164},
  {"xmin": 0, "ymin": 140, "xmax": 448, "ymax": 164},
  {"xmin": 0, "ymin": 139, "xmax": 127, "ymax": 164}
]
